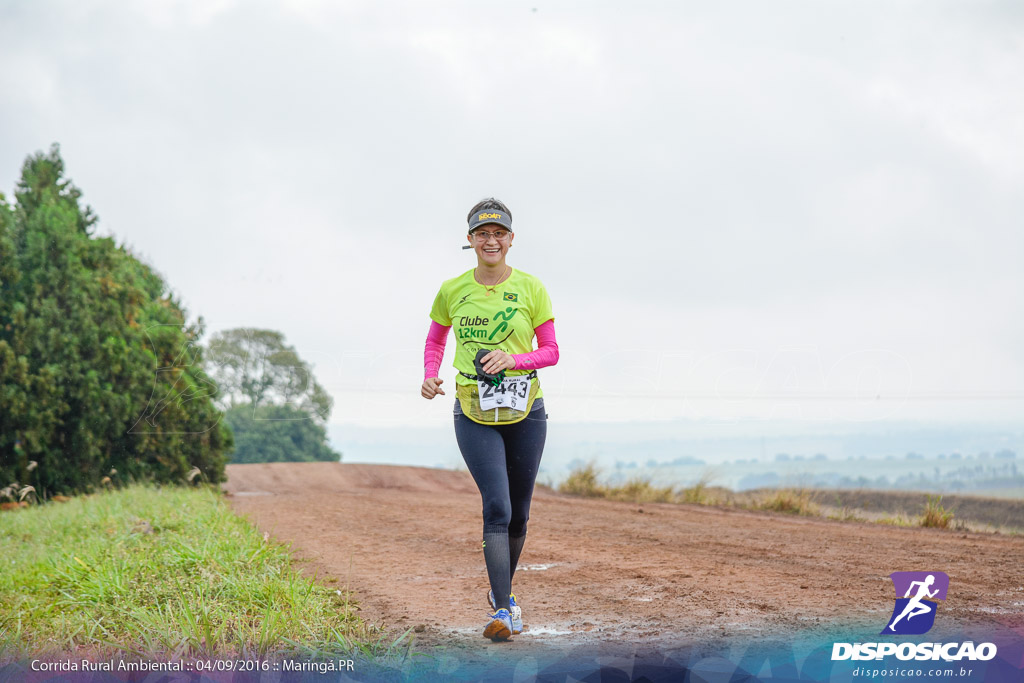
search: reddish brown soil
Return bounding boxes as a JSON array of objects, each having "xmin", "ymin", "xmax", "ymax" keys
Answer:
[{"xmin": 223, "ymin": 463, "xmax": 1024, "ymax": 658}]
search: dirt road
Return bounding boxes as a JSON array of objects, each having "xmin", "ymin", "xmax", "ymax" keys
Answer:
[{"xmin": 223, "ymin": 462, "xmax": 1023, "ymax": 660}]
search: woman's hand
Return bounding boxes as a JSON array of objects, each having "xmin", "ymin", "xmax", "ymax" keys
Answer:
[
  {"xmin": 421, "ymin": 377, "xmax": 445, "ymax": 399},
  {"xmin": 481, "ymin": 350, "xmax": 515, "ymax": 375}
]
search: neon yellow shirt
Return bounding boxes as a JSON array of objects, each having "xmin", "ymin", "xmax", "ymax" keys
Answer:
[{"xmin": 429, "ymin": 268, "xmax": 554, "ymax": 396}]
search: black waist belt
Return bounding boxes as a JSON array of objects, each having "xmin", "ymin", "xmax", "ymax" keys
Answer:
[{"xmin": 460, "ymin": 369, "xmax": 538, "ymax": 383}]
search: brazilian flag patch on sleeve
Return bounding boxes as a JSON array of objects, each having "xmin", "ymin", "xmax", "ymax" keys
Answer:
[{"xmin": 503, "ymin": 292, "xmax": 518, "ymax": 302}]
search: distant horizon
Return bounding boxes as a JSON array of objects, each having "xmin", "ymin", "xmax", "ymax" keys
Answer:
[{"xmin": 328, "ymin": 418, "xmax": 1024, "ymax": 483}]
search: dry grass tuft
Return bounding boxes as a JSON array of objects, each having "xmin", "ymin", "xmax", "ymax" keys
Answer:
[
  {"xmin": 678, "ymin": 474, "xmax": 719, "ymax": 505},
  {"xmin": 920, "ymin": 495, "xmax": 955, "ymax": 528},
  {"xmin": 559, "ymin": 465, "xmax": 677, "ymax": 503},
  {"xmin": 753, "ymin": 488, "xmax": 819, "ymax": 516},
  {"xmin": 558, "ymin": 462, "xmax": 606, "ymax": 498},
  {"xmin": 879, "ymin": 511, "xmax": 915, "ymax": 526},
  {"xmin": 606, "ymin": 477, "xmax": 675, "ymax": 504},
  {"xmin": 827, "ymin": 506, "xmax": 865, "ymax": 522}
]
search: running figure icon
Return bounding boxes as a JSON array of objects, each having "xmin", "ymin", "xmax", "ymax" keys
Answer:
[
  {"xmin": 887, "ymin": 574, "xmax": 939, "ymax": 631},
  {"xmin": 881, "ymin": 570, "xmax": 949, "ymax": 635}
]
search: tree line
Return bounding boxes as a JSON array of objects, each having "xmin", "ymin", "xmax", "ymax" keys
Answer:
[{"xmin": 0, "ymin": 145, "xmax": 337, "ymax": 498}]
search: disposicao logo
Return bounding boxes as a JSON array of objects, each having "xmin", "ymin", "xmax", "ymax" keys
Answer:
[
  {"xmin": 882, "ymin": 571, "xmax": 949, "ymax": 635},
  {"xmin": 831, "ymin": 570, "xmax": 998, "ymax": 662}
]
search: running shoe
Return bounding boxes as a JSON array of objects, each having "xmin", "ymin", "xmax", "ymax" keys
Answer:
[
  {"xmin": 483, "ymin": 609, "xmax": 514, "ymax": 641},
  {"xmin": 487, "ymin": 590, "xmax": 523, "ymax": 635}
]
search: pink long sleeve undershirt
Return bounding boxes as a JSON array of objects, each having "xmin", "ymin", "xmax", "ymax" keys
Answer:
[{"xmin": 423, "ymin": 319, "xmax": 559, "ymax": 380}]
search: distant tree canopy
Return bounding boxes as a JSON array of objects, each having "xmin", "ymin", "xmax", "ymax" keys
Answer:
[
  {"xmin": 0, "ymin": 144, "xmax": 232, "ymax": 496},
  {"xmin": 222, "ymin": 405, "xmax": 340, "ymax": 464},
  {"xmin": 205, "ymin": 328, "xmax": 339, "ymax": 464},
  {"xmin": 206, "ymin": 328, "xmax": 331, "ymax": 419}
]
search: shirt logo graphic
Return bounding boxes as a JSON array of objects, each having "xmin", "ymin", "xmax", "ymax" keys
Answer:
[
  {"xmin": 881, "ymin": 571, "xmax": 949, "ymax": 635},
  {"xmin": 459, "ymin": 293, "xmax": 471, "ymax": 304},
  {"xmin": 503, "ymin": 292, "xmax": 518, "ymax": 302}
]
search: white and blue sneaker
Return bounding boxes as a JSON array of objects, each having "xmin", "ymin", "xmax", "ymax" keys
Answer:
[
  {"xmin": 487, "ymin": 590, "xmax": 523, "ymax": 635},
  {"xmin": 483, "ymin": 608, "xmax": 514, "ymax": 641}
]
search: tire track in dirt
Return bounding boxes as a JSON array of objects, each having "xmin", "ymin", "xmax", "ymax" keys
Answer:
[{"xmin": 223, "ymin": 462, "xmax": 1024, "ymax": 658}]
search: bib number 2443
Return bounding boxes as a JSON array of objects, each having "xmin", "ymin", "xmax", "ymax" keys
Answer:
[{"xmin": 478, "ymin": 376, "xmax": 530, "ymax": 412}]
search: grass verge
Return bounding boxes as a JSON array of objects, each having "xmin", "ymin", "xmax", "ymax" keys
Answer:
[{"xmin": 0, "ymin": 484, "xmax": 399, "ymax": 662}]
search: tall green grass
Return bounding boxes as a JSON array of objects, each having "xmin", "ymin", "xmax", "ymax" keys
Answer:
[{"xmin": 0, "ymin": 484, "xmax": 387, "ymax": 661}]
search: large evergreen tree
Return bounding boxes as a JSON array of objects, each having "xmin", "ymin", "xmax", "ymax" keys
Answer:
[{"xmin": 0, "ymin": 144, "xmax": 231, "ymax": 495}]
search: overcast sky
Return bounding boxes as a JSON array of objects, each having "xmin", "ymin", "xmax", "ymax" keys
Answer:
[{"xmin": 2, "ymin": 0, "xmax": 1023, "ymax": 431}]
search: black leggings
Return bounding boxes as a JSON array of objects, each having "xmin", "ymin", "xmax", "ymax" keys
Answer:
[{"xmin": 454, "ymin": 399, "xmax": 547, "ymax": 536}]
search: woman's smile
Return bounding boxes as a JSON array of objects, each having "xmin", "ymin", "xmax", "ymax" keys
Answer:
[{"xmin": 476, "ymin": 241, "xmax": 509, "ymax": 263}]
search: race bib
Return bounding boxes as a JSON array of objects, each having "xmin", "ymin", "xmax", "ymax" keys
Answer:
[{"xmin": 477, "ymin": 375, "xmax": 531, "ymax": 412}]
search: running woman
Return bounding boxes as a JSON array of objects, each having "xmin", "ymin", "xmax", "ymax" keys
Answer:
[{"xmin": 420, "ymin": 198, "xmax": 559, "ymax": 641}]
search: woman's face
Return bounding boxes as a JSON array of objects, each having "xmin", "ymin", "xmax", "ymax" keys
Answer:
[{"xmin": 467, "ymin": 225, "xmax": 513, "ymax": 266}]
